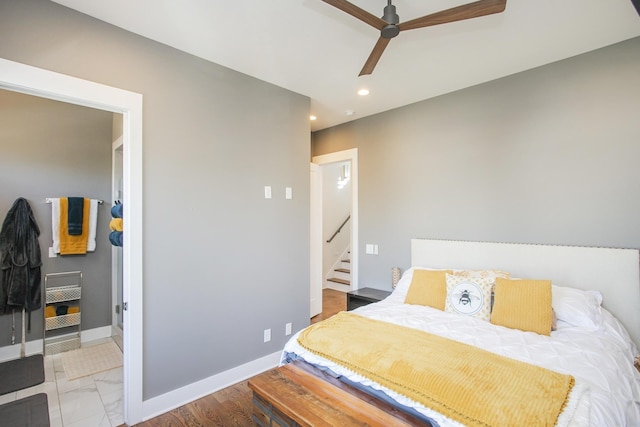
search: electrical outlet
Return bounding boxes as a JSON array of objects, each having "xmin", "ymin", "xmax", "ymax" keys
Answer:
[
  {"xmin": 285, "ymin": 323, "xmax": 292, "ymax": 336},
  {"xmin": 263, "ymin": 329, "xmax": 271, "ymax": 342}
]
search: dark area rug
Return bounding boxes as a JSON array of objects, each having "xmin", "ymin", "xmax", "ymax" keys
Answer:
[
  {"xmin": 0, "ymin": 354, "xmax": 45, "ymax": 395},
  {"xmin": 0, "ymin": 393, "xmax": 50, "ymax": 426}
]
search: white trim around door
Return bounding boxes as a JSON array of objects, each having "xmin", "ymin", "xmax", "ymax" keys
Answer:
[
  {"xmin": 312, "ymin": 148, "xmax": 359, "ymax": 290},
  {"xmin": 0, "ymin": 58, "xmax": 144, "ymax": 425}
]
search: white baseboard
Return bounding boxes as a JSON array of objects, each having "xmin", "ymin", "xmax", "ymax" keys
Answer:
[
  {"xmin": 0, "ymin": 339, "xmax": 43, "ymax": 362},
  {"xmin": 141, "ymin": 350, "xmax": 282, "ymax": 422},
  {"xmin": 81, "ymin": 326, "xmax": 112, "ymax": 343},
  {"xmin": 0, "ymin": 325, "xmax": 114, "ymax": 363}
]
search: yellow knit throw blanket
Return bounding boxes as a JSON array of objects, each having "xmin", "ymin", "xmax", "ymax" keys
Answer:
[{"xmin": 297, "ymin": 312, "xmax": 574, "ymax": 427}]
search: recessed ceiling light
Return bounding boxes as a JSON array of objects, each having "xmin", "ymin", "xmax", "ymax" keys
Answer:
[
  {"xmin": 345, "ymin": 110, "xmax": 355, "ymax": 116},
  {"xmin": 357, "ymin": 88, "xmax": 370, "ymax": 96},
  {"xmin": 309, "ymin": 115, "xmax": 317, "ymax": 121}
]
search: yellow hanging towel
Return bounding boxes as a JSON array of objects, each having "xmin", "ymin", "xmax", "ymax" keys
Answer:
[{"xmin": 59, "ymin": 198, "xmax": 90, "ymax": 255}]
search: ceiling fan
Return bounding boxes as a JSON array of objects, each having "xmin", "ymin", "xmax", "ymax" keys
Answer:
[{"xmin": 321, "ymin": 0, "xmax": 507, "ymax": 76}]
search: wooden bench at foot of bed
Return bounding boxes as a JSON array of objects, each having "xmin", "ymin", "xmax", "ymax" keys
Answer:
[{"xmin": 247, "ymin": 360, "xmax": 432, "ymax": 427}]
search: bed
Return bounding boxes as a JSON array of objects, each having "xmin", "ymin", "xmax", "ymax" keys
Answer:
[{"xmin": 281, "ymin": 239, "xmax": 640, "ymax": 426}]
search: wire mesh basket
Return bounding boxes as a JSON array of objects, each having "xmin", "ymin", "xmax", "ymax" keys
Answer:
[
  {"xmin": 45, "ymin": 312, "xmax": 81, "ymax": 330},
  {"xmin": 45, "ymin": 285, "xmax": 81, "ymax": 304}
]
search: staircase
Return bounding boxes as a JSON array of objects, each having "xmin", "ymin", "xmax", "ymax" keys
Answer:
[{"xmin": 326, "ymin": 251, "xmax": 351, "ymax": 291}]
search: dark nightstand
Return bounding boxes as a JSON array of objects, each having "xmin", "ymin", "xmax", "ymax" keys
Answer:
[{"xmin": 347, "ymin": 287, "xmax": 391, "ymax": 311}]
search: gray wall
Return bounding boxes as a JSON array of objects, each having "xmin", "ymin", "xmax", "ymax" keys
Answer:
[
  {"xmin": 0, "ymin": 0, "xmax": 310, "ymax": 400},
  {"xmin": 0, "ymin": 90, "xmax": 113, "ymax": 343},
  {"xmin": 313, "ymin": 37, "xmax": 640, "ymax": 291}
]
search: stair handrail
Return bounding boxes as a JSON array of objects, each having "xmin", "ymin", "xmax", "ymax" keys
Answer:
[{"xmin": 326, "ymin": 215, "xmax": 350, "ymax": 243}]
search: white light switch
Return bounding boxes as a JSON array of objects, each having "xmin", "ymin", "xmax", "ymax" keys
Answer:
[
  {"xmin": 48, "ymin": 247, "xmax": 57, "ymax": 258},
  {"xmin": 365, "ymin": 244, "xmax": 379, "ymax": 255},
  {"xmin": 285, "ymin": 187, "xmax": 292, "ymax": 199},
  {"xmin": 264, "ymin": 186, "xmax": 272, "ymax": 199}
]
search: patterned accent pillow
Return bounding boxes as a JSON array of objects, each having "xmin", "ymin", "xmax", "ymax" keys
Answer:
[
  {"xmin": 445, "ymin": 274, "xmax": 494, "ymax": 321},
  {"xmin": 454, "ymin": 269, "xmax": 511, "ymax": 279}
]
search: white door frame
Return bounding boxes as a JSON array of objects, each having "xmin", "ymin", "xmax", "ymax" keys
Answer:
[
  {"xmin": 0, "ymin": 59, "xmax": 144, "ymax": 424},
  {"xmin": 312, "ymin": 148, "xmax": 359, "ymax": 290}
]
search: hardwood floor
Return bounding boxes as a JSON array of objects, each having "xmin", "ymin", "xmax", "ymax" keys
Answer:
[
  {"xmin": 128, "ymin": 288, "xmax": 346, "ymax": 426},
  {"xmin": 310, "ymin": 288, "xmax": 346, "ymax": 324}
]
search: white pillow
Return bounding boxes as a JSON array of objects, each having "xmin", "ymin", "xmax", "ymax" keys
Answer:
[{"xmin": 552, "ymin": 284, "xmax": 603, "ymax": 330}]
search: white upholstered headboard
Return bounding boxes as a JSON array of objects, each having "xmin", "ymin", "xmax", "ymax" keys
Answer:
[{"xmin": 411, "ymin": 239, "xmax": 640, "ymax": 347}]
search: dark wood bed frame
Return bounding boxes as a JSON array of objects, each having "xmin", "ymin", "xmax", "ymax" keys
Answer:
[{"xmin": 248, "ymin": 360, "xmax": 432, "ymax": 427}]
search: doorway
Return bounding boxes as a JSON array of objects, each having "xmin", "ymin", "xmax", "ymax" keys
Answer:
[
  {"xmin": 0, "ymin": 58, "xmax": 144, "ymax": 424},
  {"xmin": 311, "ymin": 149, "xmax": 359, "ymax": 312}
]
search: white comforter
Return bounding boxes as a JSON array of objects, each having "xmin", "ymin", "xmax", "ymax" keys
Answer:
[{"xmin": 283, "ymin": 293, "xmax": 640, "ymax": 426}]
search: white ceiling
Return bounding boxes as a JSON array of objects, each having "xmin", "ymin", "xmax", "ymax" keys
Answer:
[{"xmin": 51, "ymin": 0, "xmax": 640, "ymax": 132}]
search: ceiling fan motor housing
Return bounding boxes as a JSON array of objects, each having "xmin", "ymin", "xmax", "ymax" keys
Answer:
[
  {"xmin": 381, "ymin": 3, "xmax": 400, "ymax": 38},
  {"xmin": 381, "ymin": 24, "xmax": 400, "ymax": 38}
]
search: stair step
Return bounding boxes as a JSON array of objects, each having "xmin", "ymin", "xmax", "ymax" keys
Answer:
[
  {"xmin": 327, "ymin": 277, "xmax": 350, "ymax": 286},
  {"xmin": 334, "ymin": 268, "xmax": 350, "ymax": 274}
]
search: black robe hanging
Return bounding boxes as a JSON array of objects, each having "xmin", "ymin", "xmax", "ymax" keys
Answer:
[{"xmin": 0, "ymin": 198, "xmax": 42, "ymax": 325}]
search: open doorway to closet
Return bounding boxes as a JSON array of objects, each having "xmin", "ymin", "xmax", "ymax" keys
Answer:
[
  {"xmin": 0, "ymin": 87, "xmax": 125, "ymax": 425},
  {"xmin": 0, "ymin": 89, "xmax": 118, "ymax": 342},
  {"xmin": 0, "ymin": 58, "xmax": 144, "ymax": 424}
]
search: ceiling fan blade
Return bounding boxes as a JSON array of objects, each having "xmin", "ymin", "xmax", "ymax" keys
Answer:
[
  {"xmin": 398, "ymin": 0, "xmax": 506, "ymax": 32},
  {"xmin": 321, "ymin": 0, "xmax": 387, "ymax": 30},
  {"xmin": 359, "ymin": 37, "xmax": 391, "ymax": 76}
]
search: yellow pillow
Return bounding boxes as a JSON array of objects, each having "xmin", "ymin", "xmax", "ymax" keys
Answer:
[
  {"xmin": 491, "ymin": 278, "xmax": 553, "ymax": 335},
  {"xmin": 404, "ymin": 269, "xmax": 453, "ymax": 310}
]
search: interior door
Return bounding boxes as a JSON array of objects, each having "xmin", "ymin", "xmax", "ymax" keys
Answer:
[
  {"xmin": 310, "ymin": 163, "xmax": 323, "ymax": 317},
  {"xmin": 112, "ymin": 138, "xmax": 124, "ymax": 344}
]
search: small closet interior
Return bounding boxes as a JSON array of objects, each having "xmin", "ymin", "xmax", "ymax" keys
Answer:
[{"xmin": 0, "ymin": 89, "xmax": 121, "ymax": 357}]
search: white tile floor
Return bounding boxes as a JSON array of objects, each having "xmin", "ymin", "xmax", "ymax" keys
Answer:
[{"xmin": 0, "ymin": 338, "xmax": 124, "ymax": 427}]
